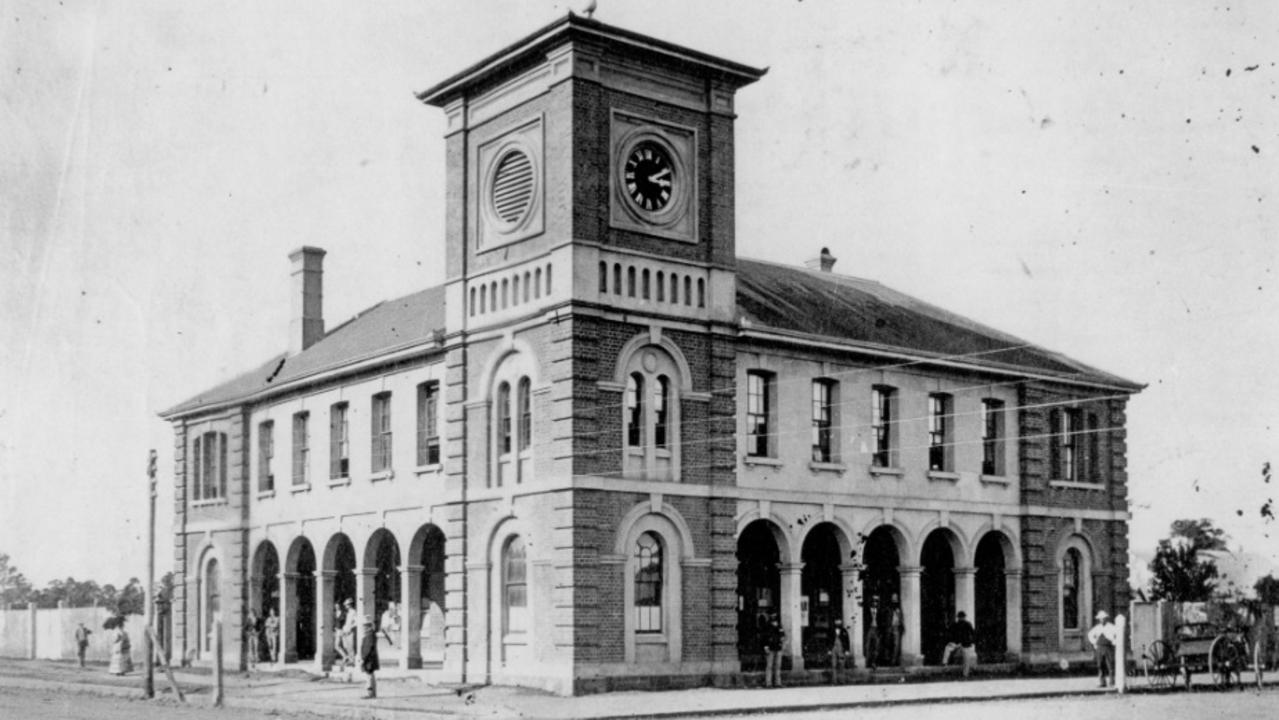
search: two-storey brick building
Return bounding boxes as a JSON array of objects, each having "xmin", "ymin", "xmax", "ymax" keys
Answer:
[{"xmin": 160, "ymin": 13, "xmax": 1141, "ymax": 695}]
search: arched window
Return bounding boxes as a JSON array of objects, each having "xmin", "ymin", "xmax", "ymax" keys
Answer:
[
  {"xmin": 534, "ymin": 268, "xmax": 542, "ymax": 298},
  {"xmin": 683, "ymin": 276, "xmax": 692, "ymax": 305},
  {"xmin": 626, "ymin": 374, "xmax": 644, "ymax": 447},
  {"xmin": 204, "ymin": 558, "xmax": 220, "ymax": 653},
  {"xmin": 656, "ymin": 271, "xmax": 665, "ymax": 302},
  {"xmin": 545, "ymin": 263, "xmax": 552, "ymax": 295},
  {"xmin": 654, "ymin": 376, "xmax": 669, "ymax": 449},
  {"xmin": 697, "ymin": 278, "xmax": 705, "ymax": 308},
  {"xmin": 642, "ymin": 269, "xmax": 651, "ymax": 300},
  {"xmin": 627, "ymin": 267, "xmax": 636, "ymax": 297},
  {"xmin": 614, "ymin": 264, "xmax": 622, "ymax": 295},
  {"xmin": 469, "ymin": 288, "xmax": 476, "ymax": 317},
  {"xmin": 1062, "ymin": 548, "xmax": 1081, "ymax": 630},
  {"xmin": 599, "ymin": 262, "xmax": 608, "ymax": 294},
  {"xmin": 635, "ymin": 532, "xmax": 663, "ymax": 633},
  {"xmin": 622, "ymin": 347, "xmax": 682, "ymax": 481},
  {"xmin": 502, "ymin": 536, "xmax": 528, "ymax": 635},
  {"xmin": 523, "ymin": 272, "xmax": 531, "ymax": 303},
  {"xmin": 495, "ymin": 382, "xmax": 511, "ymax": 487},
  {"xmin": 670, "ymin": 274, "xmax": 679, "ymax": 304},
  {"xmin": 512, "ymin": 275, "xmax": 520, "ymax": 305},
  {"xmin": 501, "ymin": 278, "xmax": 509, "ymax": 309},
  {"xmin": 517, "ymin": 378, "xmax": 532, "ymax": 451}
]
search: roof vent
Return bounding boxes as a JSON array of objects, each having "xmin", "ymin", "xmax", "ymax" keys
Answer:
[{"xmin": 805, "ymin": 247, "xmax": 837, "ymax": 273}]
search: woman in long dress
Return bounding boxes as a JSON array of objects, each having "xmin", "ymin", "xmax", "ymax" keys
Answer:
[{"xmin": 108, "ymin": 619, "xmax": 133, "ymax": 675}]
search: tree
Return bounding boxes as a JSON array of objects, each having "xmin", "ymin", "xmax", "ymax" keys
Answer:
[
  {"xmin": 0, "ymin": 553, "xmax": 33, "ymax": 607},
  {"xmin": 1148, "ymin": 518, "xmax": 1227, "ymax": 602},
  {"xmin": 1255, "ymin": 574, "xmax": 1279, "ymax": 604}
]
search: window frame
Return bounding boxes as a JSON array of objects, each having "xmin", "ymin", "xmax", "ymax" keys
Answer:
[
  {"xmin": 870, "ymin": 386, "xmax": 897, "ymax": 469},
  {"xmin": 292, "ymin": 411, "xmax": 310, "ymax": 486},
  {"xmin": 330, "ymin": 402, "xmax": 350, "ymax": 480},
  {"xmin": 981, "ymin": 399, "xmax": 1006, "ymax": 476},
  {"xmin": 634, "ymin": 532, "xmax": 663, "ymax": 634},
  {"xmin": 371, "ymin": 392, "xmax": 393, "ymax": 474},
  {"xmin": 417, "ymin": 382, "xmax": 441, "ymax": 467},
  {"xmin": 502, "ymin": 536, "xmax": 528, "ymax": 637},
  {"xmin": 191, "ymin": 431, "xmax": 228, "ymax": 502},
  {"xmin": 258, "ymin": 421, "xmax": 274, "ymax": 492},
  {"xmin": 811, "ymin": 379, "xmax": 836, "ymax": 463},
  {"xmin": 927, "ymin": 393, "xmax": 953, "ymax": 472},
  {"xmin": 745, "ymin": 371, "xmax": 774, "ymax": 458}
]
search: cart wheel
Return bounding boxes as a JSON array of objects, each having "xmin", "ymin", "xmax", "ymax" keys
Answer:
[
  {"xmin": 1211, "ymin": 637, "xmax": 1240, "ymax": 689},
  {"xmin": 1146, "ymin": 640, "xmax": 1174, "ymax": 689}
]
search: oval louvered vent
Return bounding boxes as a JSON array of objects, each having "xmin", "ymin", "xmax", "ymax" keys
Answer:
[{"xmin": 491, "ymin": 150, "xmax": 534, "ymax": 225}]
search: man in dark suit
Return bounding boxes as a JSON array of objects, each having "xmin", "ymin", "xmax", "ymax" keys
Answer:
[{"xmin": 359, "ymin": 615, "xmax": 379, "ymax": 699}]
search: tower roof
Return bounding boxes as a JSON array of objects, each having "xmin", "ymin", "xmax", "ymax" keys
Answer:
[{"xmin": 417, "ymin": 12, "xmax": 767, "ymax": 108}]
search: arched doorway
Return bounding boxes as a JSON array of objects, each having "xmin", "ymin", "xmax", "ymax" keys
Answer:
[
  {"xmin": 329, "ymin": 535, "xmax": 357, "ymax": 609},
  {"xmin": 800, "ymin": 523, "xmax": 844, "ymax": 666},
  {"xmin": 860, "ymin": 526, "xmax": 900, "ymax": 667},
  {"xmin": 364, "ymin": 529, "xmax": 401, "ymax": 663},
  {"xmin": 920, "ymin": 530, "xmax": 957, "ymax": 665},
  {"xmin": 410, "ymin": 525, "xmax": 447, "ymax": 667},
  {"xmin": 736, "ymin": 520, "xmax": 782, "ymax": 671},
  {"xmin": 253, "ymin": 541, "xmax": 280, "ymax": 616},
  {"xmin": 975, "ymin": 533, "xmax": 1008, "ymax": 662},
  {"xmin": 287, "ymin": 538, "xmax": 316, "ymax": 661}
]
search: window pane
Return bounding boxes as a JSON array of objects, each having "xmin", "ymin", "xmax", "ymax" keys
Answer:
[
  {"xmin": 518, "ymin": 378, "xmax": 531, "ymax": 451},
  {"xmin": 626, "ymin": 374, "xmax": 643, "ymax": 447},
  {"xmin": 653, "ymin": 376, "xmax": 668, "ymax": 449}
]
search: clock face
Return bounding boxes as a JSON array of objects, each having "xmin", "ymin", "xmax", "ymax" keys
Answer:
[{"xmin": 624, "ymin": 142, "xmax": 674, "ymax": 212}]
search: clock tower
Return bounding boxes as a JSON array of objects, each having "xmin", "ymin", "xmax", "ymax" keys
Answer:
[{"xmin": 419, "ymin": 13, "xmax": 763, "ymax": 693}]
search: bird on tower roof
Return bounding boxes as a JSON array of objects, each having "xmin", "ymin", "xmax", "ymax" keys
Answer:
[{"xmin": 582, "ymin": 0, "xmax": 597, "ymax": 19}]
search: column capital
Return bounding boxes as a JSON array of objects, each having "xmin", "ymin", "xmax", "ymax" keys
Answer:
[
  {"xmin": 1004, "ymin": 568, "xmax": 1024, "ymax": 578},
  {"xmin": 319, "ymin": 570, "xmax": 338, "ymax": 579},
  {"xmin": 282, "ymin": 572, "xmax": 302, "ymax": 580},
  {"xmin": 400, "ymin": 564, "xmax": 426, "ymax": 574},
  {"xmin": 952, "ymin": 566, "xmax": 977, "ymax": 577},
  {"xmin": 359, "ymin": 567, "xmax": 378, "ymax": 578},
  {"xmin": 897, "ymin": 565, "xmax": 923, "ymax": 577},
  {"xmin": 778, "ymin": 562, "xmax": 805, "ymax": 575},
  {"xmin": 838, "ymin": 563, "xmax": 863, "ymax": 575}
]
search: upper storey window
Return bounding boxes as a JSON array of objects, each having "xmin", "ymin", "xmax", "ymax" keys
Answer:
[
  {"xmin": 1050, "ymin": 408, "xmax": 1080, "ymax": 482},
  {"xmin": 811, "ymin": 380, "xmax": 837, "ymax": 463},
  {"xmin": 417, "ymin": 382, "xmax": 440, "ymax": 467},
  {"xmin": 492, "ymin": 368, "xmax": 534, "ymax": 487},
  {"xmin": 927, "ymin": 394, "xmax": 953, "ymax": 473},
  {"xmin": 191, "ymin": 431, "xmax": 227, "ymax": 502},
  {"xmin": 371, "ymin": 392, "xmax": 393, "ymax": 474},
  {"xmin": 870, "ymin": 386, "xmax": 897, "ymax": 468},
  {"xmin": 981, "ymin": 399, "xmax": 1006, "ymax": 476},
  {"xmin": 257, "ymin": 421, "xmax": 274, "ymax": 493},
  {"xmin": 622, "ymin": 346, "xmax": 682, "ymax": 481},
  {"xmin": 330, "ymin": 402, "xmax": 350, "ymax": 480},
  {"xmin": 292, "ymin": 412, "xmax": 310, "ymax": 486},
  {"xmin": 745, "ymin": 371, "xmax": 773, "ymax": 458}
]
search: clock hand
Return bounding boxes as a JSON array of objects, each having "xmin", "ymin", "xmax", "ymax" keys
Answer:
[{"xmin": 647, "ymin": 168, "xmax": 671, "ymax": 182}]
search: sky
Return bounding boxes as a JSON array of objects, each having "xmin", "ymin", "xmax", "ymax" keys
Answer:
[{"xmin": 2, "ymin": 1, "xmax": 1277, "ymax": 594}]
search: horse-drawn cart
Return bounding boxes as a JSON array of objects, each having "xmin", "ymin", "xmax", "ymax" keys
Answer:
[{"xmin": 1132, "ymin": 601, "xmax": 1274, "ymax": 691}]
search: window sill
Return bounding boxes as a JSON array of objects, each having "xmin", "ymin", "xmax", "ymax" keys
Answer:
[
  {"xmin": 1049, "ymin": 480, "xmax": 1105, "ymax": 491},
  {"xmin": 370, "ymin": 469, "xmax": 395, "ymax": 483},
  {"xmin": 501, "ymin": 632, "xmax": 529, "ymax": 646},
  {"xmin": 415, "ymin": 464, "xmax": 442, "ymax": 476},
  {"xmin": 191, "ymin": 498, "xmax": 228, "ymax": 508},
  {"xmin": 744, "ymin": 455, "xmax": 783, "ymax": 467},
  {"xmin": 327, "ymin": 476, "xmax": 351, "ymax": 488},
  {"xmin": 635, "ymin": 632, "xmax": 668, "ymax": 644},
  {"xmin": 256, "ymin": 489, "xmax": 276, "ymax": 500},
  {"xmin": 980, "ymin": 474, "xmax": 1011, "ymax": 485},
  {"xmin": 290, "ymin": 483, "xmax": 312, "ymax": 495},
  {"xmin": 927, "ymin": 471, "xmax": 960, "ymax": 482},
  {"xmin": 808, "ymin": 461, "xmax": 846, "ymax": 475},
  {"xmin": 869, "ymin": 466, "xmax": 904, "ymax": 477}
]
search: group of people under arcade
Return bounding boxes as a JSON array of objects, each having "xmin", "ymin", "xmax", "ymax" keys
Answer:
[{"xmin": 756, "ymin": 594, "xmax": 984, "ymax": 686}]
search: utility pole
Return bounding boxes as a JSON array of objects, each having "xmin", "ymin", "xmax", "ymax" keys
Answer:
[{"xmin": 144, "ymin": 449, "xmax": 157, "ymax": 698}]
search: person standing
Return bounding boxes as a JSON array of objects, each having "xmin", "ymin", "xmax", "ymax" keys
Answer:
[
  {"xmin": 108, "ymin": 618, "xmax": 133, "ymax": 676},
  {"xmin": 864, "ymin": 597, "xmax": 881, "ymax": 670},
  {"xmin": 1087, "ymin": 610, "xmax": 1116, "ymax": 687},
  {"xmin": 340, "ymin": 599, "xmax": 359, "ymax": 678},
  {"xmin": 830, "ymin": 618, "xmax": 851, "ymax": 684},
  {"xmin": 74, "ymin": 622, "xmax": 92, "ymax": 668},
  {"xmin": 264, "ymin": 608, "xmax": 281, "ymax": 664},
  {"xmin": 887, "ymin": 595, "xmax": 903, "ymax": 666},
  {"xmin": 359, "ymin": 616, "xmax": 379, "ymax": 699},
  {"xmin": 941, "ymin": 610, "xmax": 977, "ymax": 677},
  {"xmin": 245, "ymin": 611, "xmax": 261, "ymax": 670},
  {"xmin": 379, "ymin": 601, "xmax": 400, "ymax": 647},
  {"xmin": 762, "ymin": 616, "xmax": 785, "ymax": 688}
]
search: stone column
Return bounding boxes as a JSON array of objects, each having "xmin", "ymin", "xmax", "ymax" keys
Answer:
[
  {"xmin": 954, "ymin": 567, "xmax": 977, "ymax": 625},
  {"xmin": 280, "ymin": 571, "xmax": 297, "ymax": 663},
  {"xmin": 357, "ymin": 568, "xmax": 376, "ymax": 622},
  {"xmin": 401, "ymin": 564, "xmax": 423, "ymax": 669},
  {"xmin": 839, "ymin": 563, "xmax": 862, "ymax": 665},
  {"xmin": 1005, "ymin": 569, "xmax": 1023, "ymax": 660},
  {"xmin": 898, "ymin": 565, "xmax": 922, "ymax": 666},
  {"xmin": 317, "ymin": 570, "xmax": 335, "ymax": 672},
  {"xmin": 779, "ymin": 562, "xmax": 805, "ymax": 671}
]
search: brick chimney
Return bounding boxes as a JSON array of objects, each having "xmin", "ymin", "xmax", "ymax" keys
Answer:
[
  {"xmin": 805, "ymin": 247, "xmax": 837, "ymax": 272},
  {"xmin": 288, "ymin": 246, "xmax": 326, "ymax": 354}
]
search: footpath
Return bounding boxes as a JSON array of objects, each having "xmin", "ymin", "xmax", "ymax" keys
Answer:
[{"xmin": 0, "ymin": 657, "xmax": 1267, "ymax": 720}]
